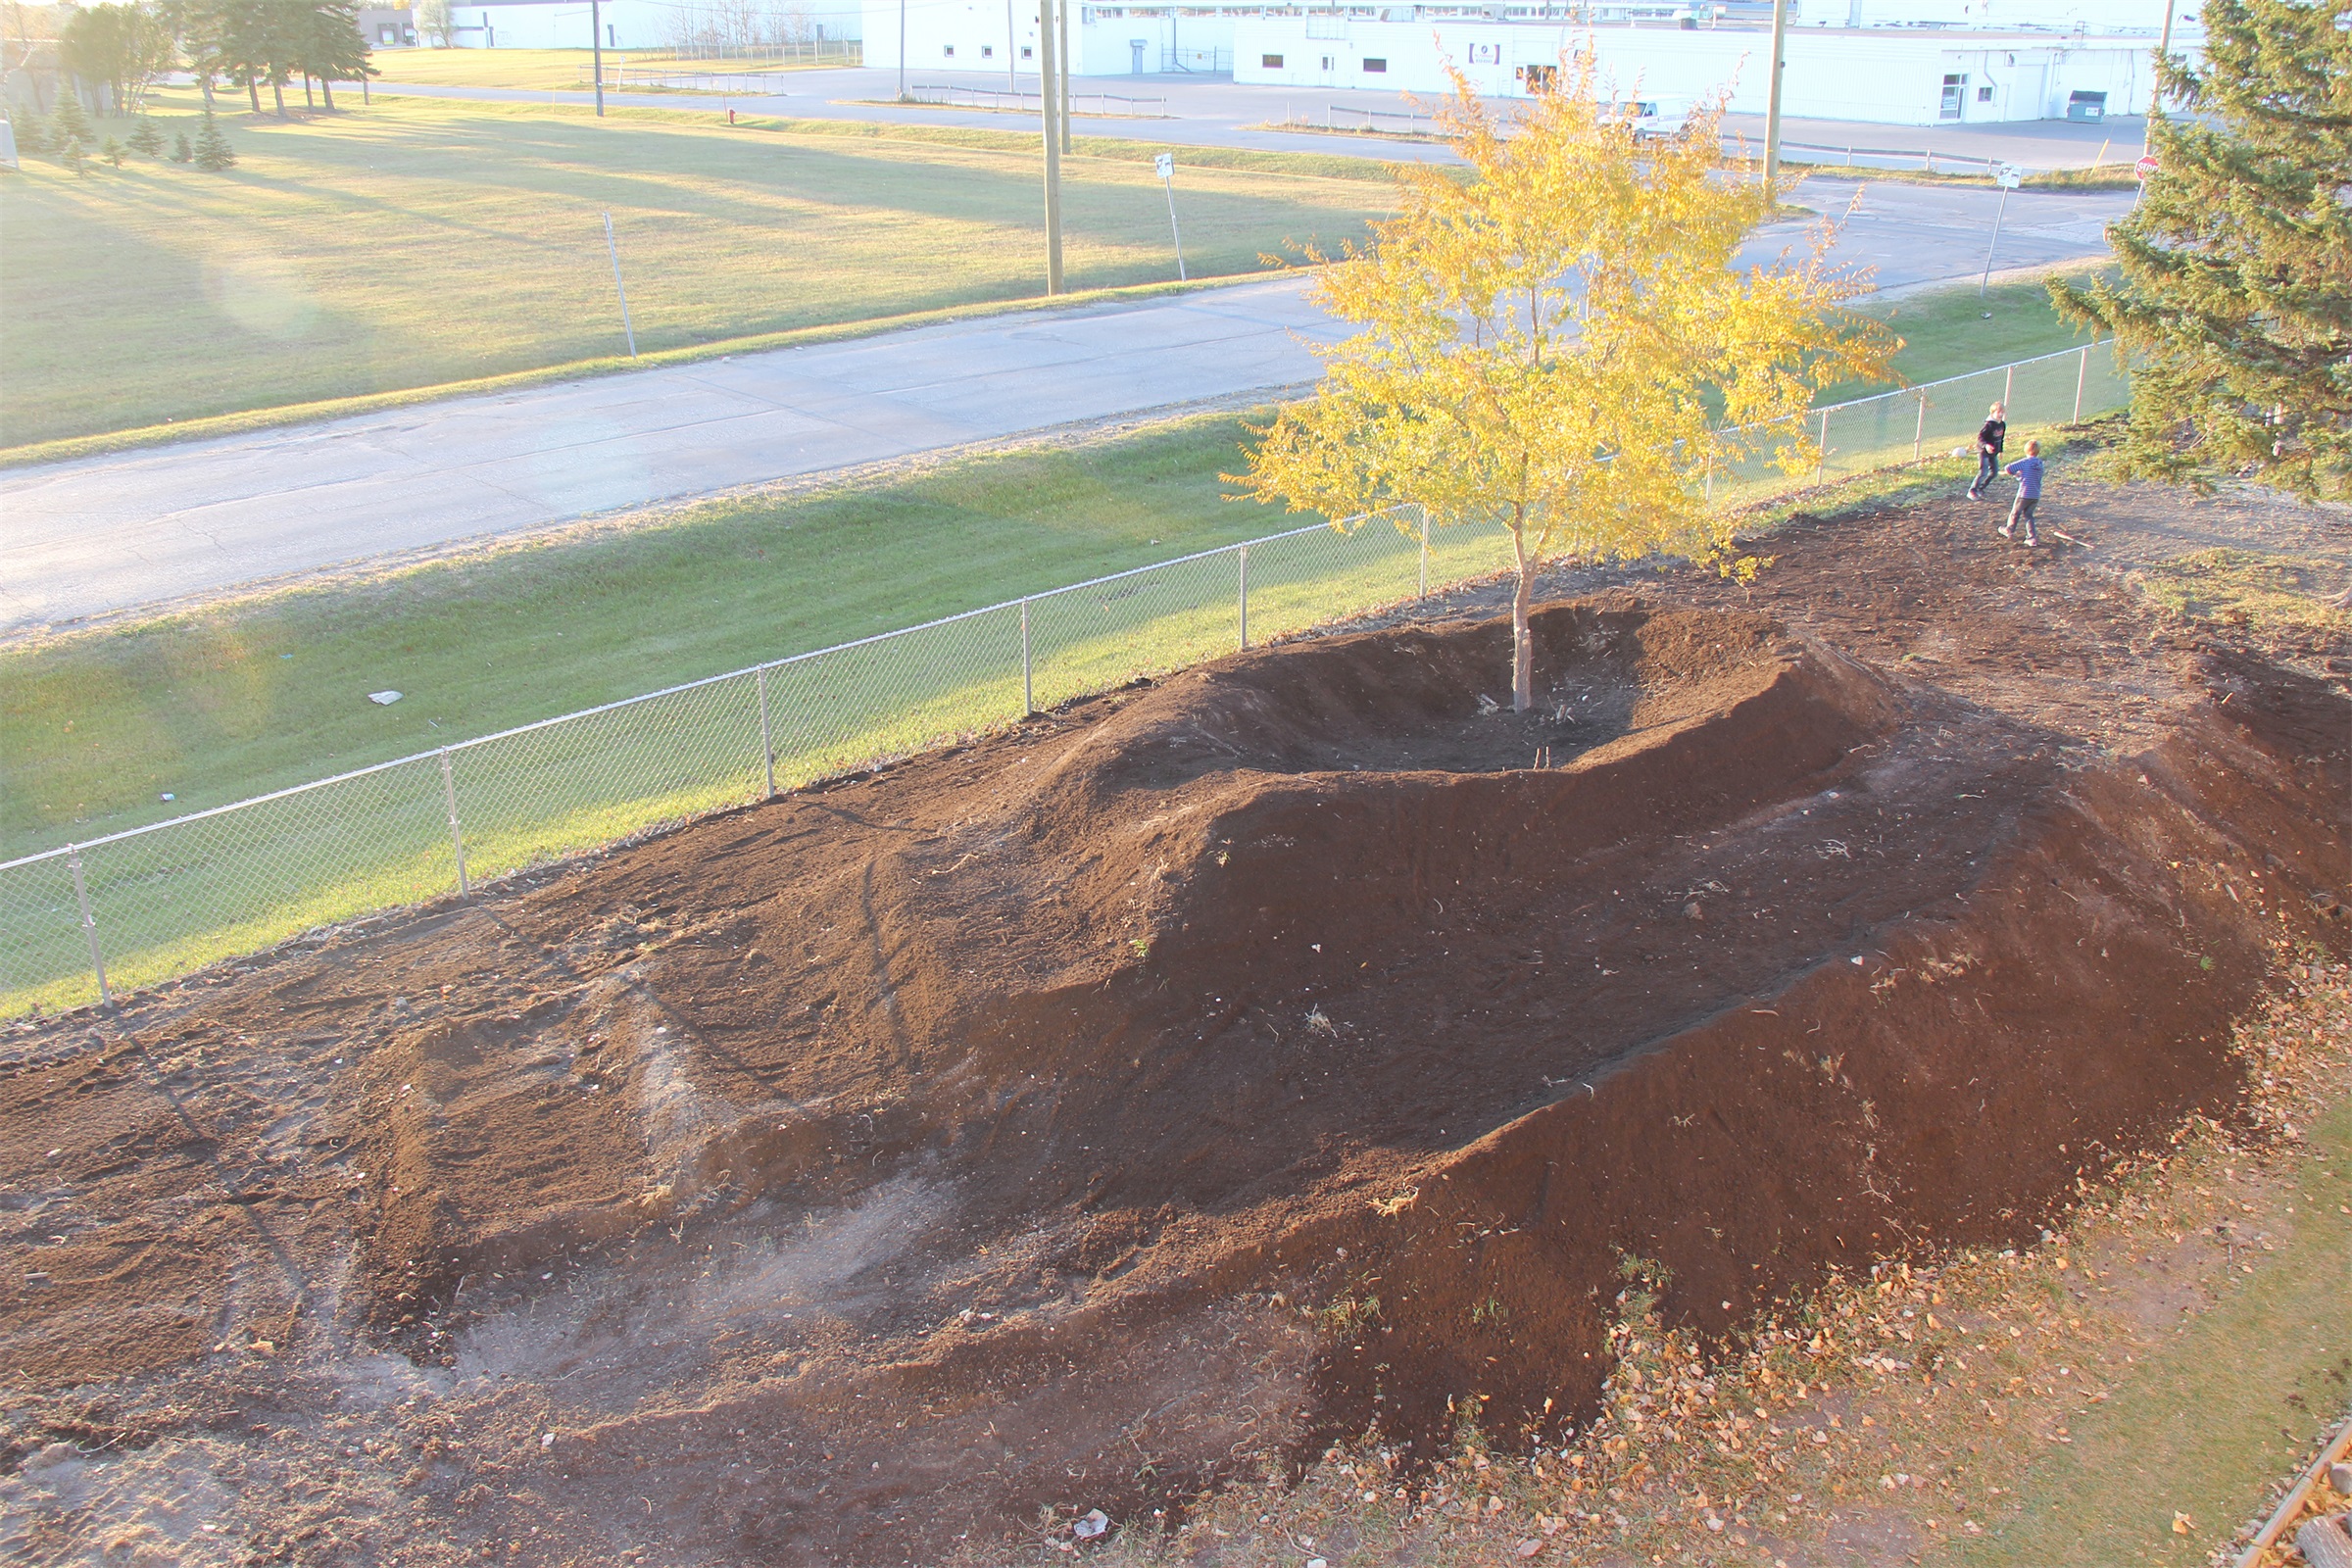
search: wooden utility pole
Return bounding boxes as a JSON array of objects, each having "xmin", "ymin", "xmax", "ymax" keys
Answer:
[
  {"xmin": 1005, "ymin": 0, "xmax": 1017, "ymax": 92},
  {"xmin": 2147, "ymin": 0, "xmax": 2177, "ymax": 148},
  {"xmin": 1037, "ymin": 0, "xmax": 1064, "ymax": 293},
  {"xmin": 1763, "ymin": 0, "xmax": 1788, "ymax": 182}
]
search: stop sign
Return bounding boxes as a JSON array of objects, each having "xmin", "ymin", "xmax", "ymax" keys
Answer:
[{"xmin": 2135, "ymin": 154, "xmax": 2160, "ymax": 179}]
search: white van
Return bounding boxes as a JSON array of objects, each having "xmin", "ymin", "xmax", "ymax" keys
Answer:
[{"xmin": 1614, "ymin": 97, "xmax": 1695, "ymax": 143}]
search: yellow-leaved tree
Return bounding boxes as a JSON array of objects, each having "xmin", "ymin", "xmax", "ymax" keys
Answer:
[{"xmin": 1235, "ymin": 61, "xmax": 1896, "ymax": 710}]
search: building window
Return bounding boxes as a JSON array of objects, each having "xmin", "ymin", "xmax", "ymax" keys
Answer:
[
  {"xmin": 1320, "ymin": 54, "xmax": 1334, "ymax": 70},
  {"xmin": 1362, "ymin": 56, "xmax": 1387, "ymax": 72},
  {"xmin": 1977, "ymin": 84, "xmax": 1993, "ymax": 102},
  {"xmin": 943, "ymin": 44, "xmax": 956, "ymax": 55},
  {"xmin": 1022, "ymin": 45, "xmax": 1033, "ymax": 58},
  {"xmin": 982, "ymin": 44, "xmax": 994, "ymax": 56},
  {"xmin": 1939, "ymin": 72, "xmax": 1965, "ymax": 120},
  {"xmin": 1262, "ymin": 52, "xmax": 1283, "ymax": 67},
  {"xmin": 378, "ymin": 24, "xmax": 394, "ymax": 40}
]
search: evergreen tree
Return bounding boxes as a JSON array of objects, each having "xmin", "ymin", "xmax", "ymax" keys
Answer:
[
  {"xmin": 193, "ymin": 107, "xmax": 237, "ymax": 169},
  {"xmin": 128, "ymin": 116, "xmax": 165, "ymax": 156},
  {"xmin": 300, "ymin": 0, "xmax": 372, "ymax": 111},
  {"xmin": 62, "ymin": 135, "xmax": 91, "ymax": 174},
  {"xmin": 13, "ymin": 115, "xmax": 52, "ymax": 156},
  {"xmin": 2053, "ymin": 0, "xmax": 2351, "ymax": 500},
  {"xmin": 102, "ymin": 134, "xmax": 127, "ymax": 166},
  {"xmin": 172, "ymin": 130, "xmax": 194, "ymax": 162},
  {"xmin": 52, "ymin": 92, "xmax": 95, "ymax": 150}
]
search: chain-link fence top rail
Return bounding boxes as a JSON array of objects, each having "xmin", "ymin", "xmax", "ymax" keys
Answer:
[{"xmin": 0, "ymin": 343, "xmax": 2123, "ymax": 1018}]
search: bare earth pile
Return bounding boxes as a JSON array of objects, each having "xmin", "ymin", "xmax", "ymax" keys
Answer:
[{"xmin": 1, "ymin": 488, "xmax": 2346, "ymax": 1566}]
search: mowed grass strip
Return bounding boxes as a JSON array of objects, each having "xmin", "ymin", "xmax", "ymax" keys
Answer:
[
  {"xmin": 0, "ymin": 288, "xmax": 2107, "ymax": 865},
  {"xmin": 0, "ymin": 89, "xmax": 1391, "ymax": 448},
  {"xmin": 0, "ymin": 410, "xmax": 1308, "ymax": 861}
]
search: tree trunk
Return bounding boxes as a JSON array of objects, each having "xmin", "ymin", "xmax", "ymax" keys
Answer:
[
  {"xmin": 271, "ymin": 78, "xmax": 286, "ymax": 116},
  {"xmin": 303, "ymin": 74, "xmax": 315, "ymax": 110},
  {"xmin": 200, "ymin": 73, "xmax": 214, "ymax": 108},
  {"xmin": 248, "ymin": 78, "xmax": 262, "ymax": 113},
  {"xmin": 1510, "ymin": 525, "xmax": 1536, "ymax": 712},
  {"xmin": 320, "ymin": 76, "xmax": 335, "ymax": 111}
]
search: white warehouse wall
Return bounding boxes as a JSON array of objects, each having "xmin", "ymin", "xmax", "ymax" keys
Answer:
[
  {"xmin": 860, "ymin": 0, "xmax": 1240, "ymax": 75},
  {"xmin": 453, "ymin": 0, "xmax": 862, "ymax": 50},
  {"xmin": 1233, "ymin": 22, "xmax": 2154, "ymax": 124}
]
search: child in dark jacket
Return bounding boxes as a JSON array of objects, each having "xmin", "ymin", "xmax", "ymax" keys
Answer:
[{"xmin": 1967, "ymin": 403, "xmax": 2007, "ymax": 499}]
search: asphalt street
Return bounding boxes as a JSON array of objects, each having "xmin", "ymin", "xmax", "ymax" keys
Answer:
[
  {"xmin": 371, "ymin": 66, "xmax": 2149, "ymax": 173},
  {"xmin": 0, "ymin": 165, "xmax": 2128, "ymax": 638}
]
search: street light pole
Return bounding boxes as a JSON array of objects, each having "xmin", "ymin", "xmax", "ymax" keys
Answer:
[
  {"xmin": 591, "ymin": 0, "xmax": 605, "ymax": 116},
  {"xmin": 898, "ymin": 0, "xmax": 907, "ymax": 99},
  {"xmin": 1763, "ymin": 0, "xmax": 1788, "ymax": 183},
  {"xmin": 1006, "ymin": 0, "xmax": 1017, "ymax": 93}
]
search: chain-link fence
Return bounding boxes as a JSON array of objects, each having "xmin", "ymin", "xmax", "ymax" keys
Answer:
[{"xmin": 0, "ymin": 342, "xmax": 2126, "ymax": 1018}]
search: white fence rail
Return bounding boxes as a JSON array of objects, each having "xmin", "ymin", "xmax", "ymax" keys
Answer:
[{"xmin": 0, "ymin": 344, "xmax": 2127, "ymax": 1017}]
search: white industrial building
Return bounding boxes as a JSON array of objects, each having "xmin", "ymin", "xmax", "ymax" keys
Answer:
[
  {"xmin": 860, "ymin": 0, "xmax": 1265, "ymax": 76},
  {"xmin": 1234, "ymin": 19, "xmax": 2162, "ymax": 123},
  {"xmin": 862, "ymin": 0, "xmax": 2182, "ymax": 125},
  {"xmin": 444, "ymin": 0, "xmax": 860, "ymax": 50}
]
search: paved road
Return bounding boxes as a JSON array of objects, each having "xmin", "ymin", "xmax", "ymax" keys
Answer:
[
  {"xmin": 373, "ymin": 67, "xmax": 2147, "ymax": 172},
  {"xmin": 0, "ymin": 180, "xmax": 2128, "ymax": 638}
]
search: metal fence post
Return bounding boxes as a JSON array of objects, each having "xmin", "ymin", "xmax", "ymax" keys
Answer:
[
  {"xmin": 2074, "ymin": 344, "xmax": 2089, "ymax": 422},
  {"xmin": 756, "ymin": 664, "xmax": 776, "ymax": 799},
  {"xmin": 1417, "ymin": 510, "xmax": 1430, "ymax": 599},
  {"xmin": 1019, "ymin": 599, "xmax": 1035, "ymax": 715},
  {"xmin": 1237, "ymin": 545, "xmax": 1250, "ymax": 650},
  {"xmin": 1914, "ymin": 392, "xmax": 1927, "ymax": 462},
  {"xmin": 67, "ymin": 847, "xmax": 111, "ymax": 1008},
  {"xmin": 439, "ymin": 750, "xmax": 470, "ymax": 898},
  {"xmin": 1815, "ymin": 409, "xmax": 1830, "ymax": 484},
  {"xmin": 2002, "ymin": 363, "xmax": 2014, "ymax": 415}
]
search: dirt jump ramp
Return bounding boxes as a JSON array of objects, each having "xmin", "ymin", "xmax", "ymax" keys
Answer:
[{"xmin": 1, "ymin": 595, "xmax": 2343, "ymax": 1565}]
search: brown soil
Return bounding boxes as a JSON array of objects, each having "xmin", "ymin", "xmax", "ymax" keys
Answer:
[{"xmin": 1, "ymin": 486, "xmax": 2346, "ymax": 1568}]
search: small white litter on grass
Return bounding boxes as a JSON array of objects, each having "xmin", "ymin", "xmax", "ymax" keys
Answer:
[{"xmin": 368, "ymin": 691, "xmax": 403, "ymax": 706}]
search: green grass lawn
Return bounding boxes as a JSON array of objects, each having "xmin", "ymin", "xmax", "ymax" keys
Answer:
[
  {"xmin": 0, "ymin": 409, "xmax": 1498, "ymax": 1013},
  {"xmin": 0, "ymin": 411, "xmax": 1303, "ymax": 863},
  {"xmin": 0, "ymin": 303, "xmax": 2113, "ymax": 872},
  {"xmin": 1821, "ymin": 266, "xmax": 2110, "ymax": 407},
  {"xmin": 1944, "ymin": 1091, "xmax": 2352, "ymax": 1567},
  {"xmin": 0, "ymin": 89, "xmax": 1392, "ymax": 450}
]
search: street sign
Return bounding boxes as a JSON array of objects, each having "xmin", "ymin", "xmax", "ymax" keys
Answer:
[
  {"xmin": 2135, "ymin": 154, "xmax": 2160, "ymax": 179},
  {"xmin": 1154, "ymin": 152, "xmax": 1174, "ymax": 179},
  {"xmin": 1996, "ymin": 164, "xmax": 2022, "ymax": 189}
]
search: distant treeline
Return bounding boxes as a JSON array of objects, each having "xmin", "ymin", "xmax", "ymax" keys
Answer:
[{"xmin": 34, "ymin": 0, "xmax": 373, "ymax": 118}]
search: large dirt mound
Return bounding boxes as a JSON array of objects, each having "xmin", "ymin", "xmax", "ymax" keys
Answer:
[{"xmin": 2, "ymin": 508, "xmax": 2346, "ymax": 1566}]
